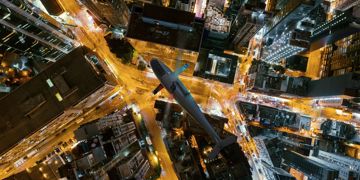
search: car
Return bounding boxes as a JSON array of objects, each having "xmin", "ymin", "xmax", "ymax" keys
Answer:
[{"xmin": 54, "ymin": 147, "xmax": 61, "ymax": 154}]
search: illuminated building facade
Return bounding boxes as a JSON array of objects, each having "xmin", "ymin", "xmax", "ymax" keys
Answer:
[
  {"xmin": 305, "ymin": 6, "xmax": 360, "ymax": 101},
  {"xmin": 263, "ymin": 0, "xmax": 316, "ymax": 38},
  {"xmin": 201, "ymin": 0, "xmax": 231, "ymax": 51},
  {"xmin": 230, "ymin": 1, "xmax": 266, "ymax": 51},
  {"xmin": 320, "ymin": 119, "xmax": 356, "ymax": 140},
  {"xmin": 108, "ymin": 149, "xmax": 150, "ymax": 179},
  {"xmin": 261, "ymin": 0, "xmax": 318, "ymax": 63},
  {"xmin": 5, "ymin": 154, "xmax": 65, "ymax": 180},
  {"xmin": 262, "ymin": 29, "xmax": 310, "ymax": 63},
  {"xmin": 126, "ymin": 4, "xmax": 204, "ymax": 75},
  {"xmin": 175, "ymin": 0, "xmax": 196, "ymax": 12},
  {"xmin": 310, "ymin": 6, "xmax": 360, "ymax": 51},
  {"xmin": 309, "ymin": 150, "xmax": 360, "ymax": 180},
  {"xmin": 205, "ymin": 2, "xmax": 231, "ymax": 33},
  {"xmin": 246, "ymin": 60, "xmax": 311, "ymax": 96},
  {"xmin": 320, "ymin": 32, "xmax": 360, "ymax": 78},
  {"xmin": 283, "ymin": 150, "xmax": 339, "ymax": 180},
  {"xmin": 0, "ymin": 47, "xmax": 113, "ymax": 158},
  {"xmin": 72, "ymin": 110, "xmax": 150, "ymax": 179},
  {"xmin": 0, "ymin": 0, "xmax": 78, "ymax": 92},
  {"xmin": 0, "ymin": 0, "xmax": 78, "ymax": 61},
  {"xmin": 79, "ymin": 0, "xmax": 130, "ymax": 27}
]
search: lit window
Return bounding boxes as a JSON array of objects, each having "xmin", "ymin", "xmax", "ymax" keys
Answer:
[
  {"xmin": 55, "ymin": 93, "xmax": 63, "ymax": 102},
  {"xmin": 46, "ymin": 79, "xmax": 54, "ymax": 87}
]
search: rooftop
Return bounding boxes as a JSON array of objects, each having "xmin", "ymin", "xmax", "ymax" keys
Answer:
[{"xmin": 126, "ymin": 4, "xmax": 204, "ymax": 52}]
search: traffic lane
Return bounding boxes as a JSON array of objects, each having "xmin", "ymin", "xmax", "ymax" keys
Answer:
[{"xmin": 140, "ymin": 107, "xmax": 178, "ymax": 180}]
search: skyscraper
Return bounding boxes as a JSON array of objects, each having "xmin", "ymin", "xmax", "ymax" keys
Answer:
[
  {"xmin": 230, "ymin": 0, "xmax": 266, "ymax": 51},
  {"xmin": 0, "ymin": 47, "xmax": 114, "ymax": 167},
  {"xmin": 310, "ymin": 6, "xmax": 360, "ymax": 51},
  {"xmin": 319, "ymin": 32, "xmax": 360, "ymax": 78},
  {"xmin": 0, "ymin": 0, "xmax": 79, "ymax": 93},
  {"xmin": 0, "ymin": 0, "xmax": 78, "ymax": 62}
]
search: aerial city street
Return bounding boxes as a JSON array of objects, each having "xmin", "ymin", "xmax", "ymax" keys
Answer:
[{"xmin": 0, "ymin": 0, "xmax": 359, "ymax": 179}]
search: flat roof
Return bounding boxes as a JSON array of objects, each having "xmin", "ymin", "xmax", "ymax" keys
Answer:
[
  {"xmin": 264, "ymin": 1, "xmax": 315, "ymax": 37},
  {"xmin": 194, "ymin": 49, "xmax": 238, "ymax": 84},
  {"xmin": 126, "ymin": 5, "xmax": 204, "ymax": 52},
  {"xmin": 0, "ymin": 47, "xmax": 107, "ymax": 154},
  {"xmin": 143, "ymin": 4, "xmax": 195, "ymax": 25},
  {"xmin": 307, "ymin": 73, "xmax": 359, "ymax": 97}
]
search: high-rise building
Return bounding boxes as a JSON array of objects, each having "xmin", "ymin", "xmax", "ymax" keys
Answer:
[
  {"xmin": 310, "ymin": 6, "xmax": 360, "ymax": 51},
  {"xmin": 0, "ymin": 47, "xmax": 114, "ymax": 166},
  {"xmin": 0, "ymin": 0, "xmax": 78, "ymax": 61},
  {"xmin": 253, "ymin": 136, "xmax": 278, "ymax": 180},
  {"xmin": 246, "ymin": 60, "xmax": 310, "ymax": 96},
  {"xmin": 309, "ymin": 150, "xmax": 360, "ymax": 180},
  {"xmin": 126, "ymin": 4, "xmax": 204, "ymax": 75},
  {"xmin": 200, "ymin": 1, "xmax": 231, "ymax": 51},
  {"xmin": 154, "ymin": 99, "xmax": 252, "ymax": 180},
  {"xmin": 285, "ymin": 55, "xmax": 308, "ymax": 72},
  {"xmin": 193, "ymin": 49, "xmax": 238, "ymax": 84},
  {"xmin": 72, "ymin": 110, "xmax": 150, "ymax": 179},
  {"xmin": 307, "ymin": 72, "xmax": 360, "ymax": 98},
  {"xmin": 260, "ymin": 0, "xmax": 319, "ymax": 63},
  {"xmin": 79, "ymin": 0, "xmax": 130, "ymax": 28},
  {"xmin": 204, "ymin": 1, "xmax": 231, "ymax": 34},
  {"xmin": 283, "ymin": 150, "xmax": 339, "ymax": 180},
  {"xmin": 230, "ymin": 1, "xmax": 266, "ymax": 51},
  {"xmin": 74, "ymin": 112, "xmax": 138, "ymax": 160},
  {"xmin": 5, "ymin": 153, "xmax": 66, "ymax": 180},
  {"xmin": 263, "ymin": 0, "xmax": 317, "ymax": 38},
  {"xmin": 175, "ymin": 0, "xmax": 196, "ymax": 12},
  {"xmin": 308, "ymin": 2, "xmax": 328, "ymax": 25},
  {"xmin": 262, "ymin": 29, "xmax": 311, "ymax": 63},
  {"xmin": 320, "ymin": 119, "xmax": 356, "ymax": 140},
  {"xmin": 319, "ymin": 32, "xmax": 360, "ymax": 78},
  {"xmin": 108, "ymin": 149, "xmax": 150, "ymax": 180},
  {"xmin": 0, "ymin": 0, "xmax": 79, "ymax": 93}
]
